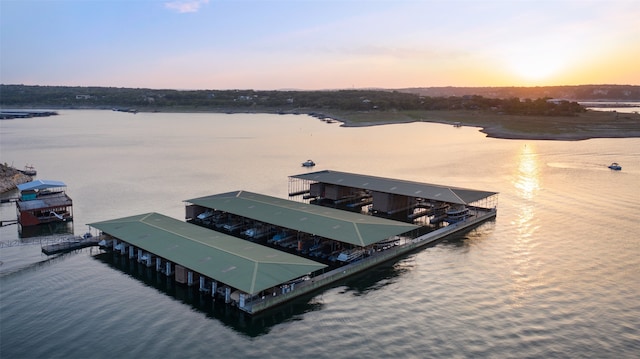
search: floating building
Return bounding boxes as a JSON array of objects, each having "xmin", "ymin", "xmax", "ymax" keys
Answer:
[
  {"xmin": 16, "ymin": 180, "xmax": 73, "ymax": 227},
  {"xmin": 89, "ymin": 170, "xmax": 498, "ymax": 314}
]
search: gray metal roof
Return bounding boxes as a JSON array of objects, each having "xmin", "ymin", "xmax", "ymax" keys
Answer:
[
  {"xmin": 89, "ymin": 213, "xmax": 327, "ymax": 295},
  {"xmin": 17, "ymin": 192, "xmax": 72, "ymax": 211},
  {"xmin": 290, "ymin": 170, "xmax": 497, "ymax": 205},
  {"xmin": 185, "ymin": 191, "xmax": 420, "ymax": 247},
  {"xmin": 17, "ymin": 180, "xmax": 66, "ymax": 192}
]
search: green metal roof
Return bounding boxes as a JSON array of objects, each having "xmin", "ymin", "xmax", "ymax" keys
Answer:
[
  {"xmin": 290, "ymin": 170, "xmax": 498, "ymax": 205},
  {"xmin": 185, "ymin": 191, "xmax": 420, "ymax": 247},
  {"xmin": 89, "ymin": 213, "xmax": 326, "ymax": 295}
]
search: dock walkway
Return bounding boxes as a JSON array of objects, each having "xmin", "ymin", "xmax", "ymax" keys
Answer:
[{"xmin": 41, "ymin": 235, "xmax": 102, "ymax": 255}]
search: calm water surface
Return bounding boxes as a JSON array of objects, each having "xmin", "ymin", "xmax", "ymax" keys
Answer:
[
  {"xmin": 583, "ymin": 102, "xmax": 640, "ymax": 113},
  {"xmin": 1, "ymin": 110, "xmax": 639, "ymax": 358}
]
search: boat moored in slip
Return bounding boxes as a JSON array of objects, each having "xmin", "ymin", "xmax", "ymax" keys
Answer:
[
  {"xmin": 336, "ymin": 248, "xmax": 365, "ymax": 262},
  {"xmin": 196, "ymin": 210, "xmax": 214, "ymax": 220},
  {"xmin": 374, "ymin": 236, "xmax": 401, "ymax": 251},
  {"xmin": 445, "ymin": 205, "xmax": 470, "ymax": 223},
  {"xmin": 242, "ymin": 226, "xmax": 271, "ymax": 239}
]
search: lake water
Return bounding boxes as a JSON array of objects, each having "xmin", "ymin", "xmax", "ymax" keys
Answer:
[
  {"xmin": 1, "ymin": 110, "xmax": 639, "ymax": 358},
  {"xmin": 582, "ymin": 102, "xmax": 640, "ymax": 114}
]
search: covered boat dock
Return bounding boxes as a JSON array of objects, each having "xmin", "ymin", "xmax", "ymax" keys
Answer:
[
  {"xmin": 91, "ymin": 171, "xmax": 497, "ymax": 314},
  {"xmin": 288, "ymin": 170, "xmax": 498, "ymax": 225},
  {"xmin": 89, "ymin": 213, "xmax": 328, "ymax": 312},
  {"xmin": 185, "ymin": 190, "xmax": 421, "ymax": 266}
]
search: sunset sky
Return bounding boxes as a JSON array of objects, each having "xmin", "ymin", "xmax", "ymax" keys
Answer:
[{"xmin": 1, "ymin": 0, "xmax": 638, "ymax": 90}]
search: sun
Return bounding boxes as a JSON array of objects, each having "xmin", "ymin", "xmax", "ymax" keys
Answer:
[{"xmin": 505, "ymin": 51, "xmax": 568, "ymax": 84}]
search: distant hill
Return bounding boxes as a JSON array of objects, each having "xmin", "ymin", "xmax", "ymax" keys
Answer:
[{"xmin": 397, "ymin": 85, "xmax": 640, "ymax": 101}]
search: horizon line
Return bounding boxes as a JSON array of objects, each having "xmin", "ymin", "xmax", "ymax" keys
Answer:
[{"xmin": 2, "ymin": 83, "xmax": 639, "ymax": 92}]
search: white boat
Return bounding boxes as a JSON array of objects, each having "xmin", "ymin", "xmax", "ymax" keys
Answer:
[
  {"xmin": 197, "ymin": 210, "xmax": 214, "ymax": 220},
  {"xmin": 302, "ymin": 159, "xmax": 316, "ymax": 167},
  {"xmin": 608, "ymin": 162, "xmax": 622, "ymax": 170},
  {"xmin": 223, "ymin": 221, "xmax": 243, "ymax": 232},
  {"xmin": 337, "ymin": 248, "xmax": 364, "ymax": 262},
  {"xmin": 374, "ymin": 238, "xmax": 400, "ymax": 251},
  {"xmin": 98, "ymin": 239, "xmax": 113, "ymax": 248},
  {"xmin": 242, "ymin": 226, "xmax": 270, "ymax": 239},
  {"xmin": 445, "ymin": 205, "xmax": 470, "ymax": 223}
]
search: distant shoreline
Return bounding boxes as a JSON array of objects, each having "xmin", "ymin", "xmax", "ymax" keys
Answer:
[
  {"xmin": 171, "ymin": 106, "xmax": 640, "ymax": 141},
  {"xmin": 110, "ymin": 105, "xmax": 640, "ymax": 141},
  {"xmin": 313, "ymin": 108, "xmax": 640, "ymax": 141},
  {"xmin": 337, "ymin": 117, "xmax": 640, "ymax": 141},
  {"xmin": 4, "ymin": 106, "xmax": 640, "ymax": 141}
]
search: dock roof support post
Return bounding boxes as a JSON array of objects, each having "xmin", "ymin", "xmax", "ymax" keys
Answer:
[
  {"xmin": 225, "ymin": 287, "xmax": 231, "ymax": 303},
  {"xmin": 188, "ymin": 271, "xmax": 194, "ymax": 286},
  {"xmin": 129, "ymin": 245, "xmax": 134, "ymax": 259},
  {"xmin": 165, "ymin": 261, "xmax": 172, "ymax": 276},
  {"xmin": 156, "ymin": 257, "xmax": 162, "ymax": 272}
]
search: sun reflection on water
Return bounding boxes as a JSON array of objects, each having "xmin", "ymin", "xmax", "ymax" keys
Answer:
[
  {"xmin": 514, "ymin": 144, "xmax": 540, "ymax": 200},
  {"xmin": 509, "ymin": 144, "xmax": 543, "ymax": 308}
]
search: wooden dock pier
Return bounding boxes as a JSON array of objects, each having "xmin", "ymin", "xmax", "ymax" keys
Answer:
[
  {"xmin": 41, "ymin": 235, "xmax": 102, "ymax": 255},
  {"xmin": 0, "ymin": 110, "xmax": 58, "ymax": 119},
  {"xmin": 0, "ymin": 219, "xmax": 18, "ymax": 227}
]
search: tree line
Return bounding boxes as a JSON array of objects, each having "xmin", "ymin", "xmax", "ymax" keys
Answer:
[{"xmin": 0, "ymin": 85, "xmax": 585, "ymax": 116}]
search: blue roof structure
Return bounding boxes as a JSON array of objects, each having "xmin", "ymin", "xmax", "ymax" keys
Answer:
[{"xmin": 17, "ymin": 180, "xmax": 67, "ymax": 192}]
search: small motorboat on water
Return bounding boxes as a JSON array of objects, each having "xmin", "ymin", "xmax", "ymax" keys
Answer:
[
  {"xmin": 19, "ymin": 164, "xmax": 37, "ymax": 176},
  {"xmin": 302, "ymin": 159, "xmax": 316, "ymax": 167},
  {"xmin": 608, "ymin": 162, "xmax": 622, "ymax": 171}
]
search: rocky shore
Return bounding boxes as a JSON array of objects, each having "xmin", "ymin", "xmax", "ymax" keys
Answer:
[{"xmin": 0, "ymin": 164, "xmax": 32, "ymax": 193}]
